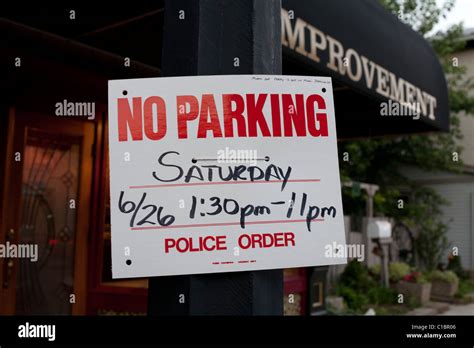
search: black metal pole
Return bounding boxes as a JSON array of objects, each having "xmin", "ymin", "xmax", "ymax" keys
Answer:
[{"xmin": 148, "ymin": 0, "xmax": 283, "ymax": 315}]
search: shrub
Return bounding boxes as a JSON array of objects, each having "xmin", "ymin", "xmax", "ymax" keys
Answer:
[
  {"xmin": 337, "ymin": 286, "xmax": 369, "ymax": 311},
  {"xmin": 367, "ymin": 286, "xmax": 397, "ymax": 305},
  {"xmin": 337, "ymin": 260, "xmax": 375, "ymax": 311},
  {"xmin": 370, "ymin": 262, "xmax": 411, "ymax": 282},
  {"xmin": 447, "ymin": 255, "xmax": 468, "ymax": 280},
  {"xmin": 428, "ymin": 270, "xmax": 459, "ymax": 284},
  {"xmin": 455, "ymin": 279, "xmax": 474, "ymax": 298},
  {"xmin": 370, "ymin": 264, "xmax": 381, "ymax": 278},
  {"xmin": 339, "ymin": 260, "xmax": 375, "ymax": 291},
  {"xmin": 389, "ymin": 262, "xmax": 412, "ymax": 282},
  {"xmin": 415, "ymin": 220, "xmax": 449, "ymax": 271},
  {"xmin": 338, "ymin": 261, "xmax": 402, "ymax": 310}
]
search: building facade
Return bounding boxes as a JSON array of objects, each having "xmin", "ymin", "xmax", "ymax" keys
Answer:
[{"xmin": 0, "ymin": 0, "xmax": 450, "ymax": 315}]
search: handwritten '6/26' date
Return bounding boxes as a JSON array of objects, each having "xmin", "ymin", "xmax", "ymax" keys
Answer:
[{"xmin": 118, "ymin": 191, "xmax": 175, "ymax": 227}]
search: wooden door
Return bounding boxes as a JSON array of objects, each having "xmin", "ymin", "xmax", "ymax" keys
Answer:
[{"xmin": 0, "ymin": 108, "xmax": 94, "ymax": 315}]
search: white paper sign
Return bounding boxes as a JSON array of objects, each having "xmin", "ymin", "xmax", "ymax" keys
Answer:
[{"xmin": 108, "ymin": 75, "xmax": 346, "ymax": 278}]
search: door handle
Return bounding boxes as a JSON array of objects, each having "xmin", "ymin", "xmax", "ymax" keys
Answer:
[{"xmin": 2, "ymin": 228, "xmax": 15, "ymax": 289}]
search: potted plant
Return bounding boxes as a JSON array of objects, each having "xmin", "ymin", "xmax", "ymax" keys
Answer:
[
  {"xmin": 371, "ymin": 262, "xmax": 411, "ymax": 284},
  {"xmin": 388, "ymin": 262, "xmax": 412, "ymax": 283},
  {"xmin": 429, "ymin": 270, "xmax": 459, "ymax": 301},
  {"xmin": 395, "ymin": 271, "xmax": 431, "ymax": 305}
]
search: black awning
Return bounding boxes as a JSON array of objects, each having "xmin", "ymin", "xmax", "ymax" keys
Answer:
[{"xmin": 282, "ymin": 0, "xmax": 450, "ymax": 137}]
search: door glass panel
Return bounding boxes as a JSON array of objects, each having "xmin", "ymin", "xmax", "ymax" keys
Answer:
[{"xmin": 15, "ymin": 129, "xmax": 80, "ymax": 315}]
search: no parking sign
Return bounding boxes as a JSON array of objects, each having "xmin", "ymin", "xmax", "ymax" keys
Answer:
[{"xmin": 108, "ymin": 75, "xmax": 346, "ymax": 278}]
